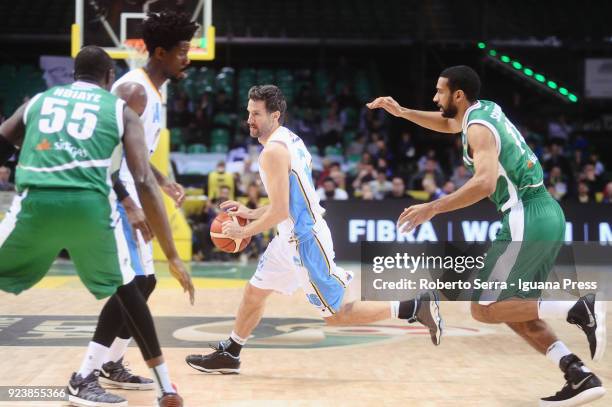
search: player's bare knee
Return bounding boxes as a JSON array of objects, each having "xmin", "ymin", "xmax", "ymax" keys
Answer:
[{"xmin": 242, "ymin": 283, "xmax": 272, "ymax": 306}]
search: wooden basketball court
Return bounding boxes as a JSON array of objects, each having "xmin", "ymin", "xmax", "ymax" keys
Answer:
[{"xmin": 0, "ymin": 261, "xmax": 609, "ymax": 406}]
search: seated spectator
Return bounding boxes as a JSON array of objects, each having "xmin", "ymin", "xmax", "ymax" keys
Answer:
[
  {"xmin": 368, "ymin": 172, "xmax": 392, "ymax": 200},
  {"xmin": 376, "ymin": 157, "xmax": 392, "ymax": 178},
  {"xmin": 0, "ymin": 166, "xmax": 14, "ymax": 191},
  {"xmin": 317, "ymin": 177, "xmax": 348, "ymax": 201},
  {"xmin": 207, "ymin": 161, "xmax": 235, "ymax": 200},
  {"xmin": 417, "ymin": 149, "xmax": 440, "ymax": 172},
  {"xmin": 423, "ymin": 178, "xmax": 446, "ymax": 201},
  {"xmin": 574, "ymin": 181, "xmax": 591, "ymax": 204},
  {"xmin": 602, "ymin": 182, "xmax": 612, "ymax": 204},
  {"xmin": 579, "ymin": 163, "xmax": 604, "ymax": 201},
  {"xmin": 450, "ymin": 165, "xmax": 471, "ymax": 189},
  {"xmin": 385, "ymin": 177, "xmax": 408, "ymax": 199},
  {"xmin": 360, "ymin": 183, "xmax": 375, "ymax": 200},
  {"xmin": 328, "ymin": 163, "xmax": 347, "ymax": 191},
  {"xmin": 352, "ymin": 161, "xmax": 377, "ymax": 191},
  {"xmin": 546, "ymin": 166, "xmax": 568, "ymax": 201},
  {"xmin": 409, "ymin": 157, "xmax": 445, "ymax": 190},
  {"xmin": 317, "ymin": 158, "xmax": 333, "ymax": 187}
]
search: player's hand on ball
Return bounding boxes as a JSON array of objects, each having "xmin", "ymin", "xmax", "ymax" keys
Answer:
[
  {"xmin": 219, "ymin": 200, "xmax": 253, "ymax": 219},
  {"xmin": 123, "ymin": 197, "xmax": 153, "ymax": 242},
  {"xmin": 161, "ymin": 182, "xmax": 186, "ymax": 208},
  {"xmin": 222, "ymin": 219, "xmax": 246, "ymax": 239},
  {"xmin": 398, "ymin": 202, "xmax": 437, "ymax": 233},
  {"xmin": 366, "ymin": 96, "xmax": 403, "ymax": 117},
  {"xmin": 169, "ymin": 257, "xmax": 195, "ymax": 305}
]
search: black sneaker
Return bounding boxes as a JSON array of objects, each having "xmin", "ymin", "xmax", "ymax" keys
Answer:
[
  {"xmin": 157, "ymin": 392, "xmax": 183, "ymax": 407},
  {"xmin": 540, "ymin": 354, "xmax": 606, "ymax": 406},
  {"xmin": 185, "ymin": 342, "xmax": 241, "ymax": 374},
  {"xmin": 408, "ymin": 291, "xmax": 443, "ymax": 346},
  {"xmin": 67, "ymin": 370, "xmax": 127, "ymax": 407},
  {"xmin": 567, "ymin": 294, "xmax": 607, "ymax": 361},
  {"xmin": 99, "ymin": 357, "xmax": 155, "ymax": 390}
]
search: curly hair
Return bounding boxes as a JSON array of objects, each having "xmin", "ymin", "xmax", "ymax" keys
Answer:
[{"xmin": 142, "ymin": 11, "xmax": 199, "ymax": 55}]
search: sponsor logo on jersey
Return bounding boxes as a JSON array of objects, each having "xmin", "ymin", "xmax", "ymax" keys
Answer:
[
  {"xmin": 54, "ymin": 139, "xmax": 89, "ymax": 159},
  {"xmin": 35, "ymin": 139, "xmax": 51, "ymax": 151}
]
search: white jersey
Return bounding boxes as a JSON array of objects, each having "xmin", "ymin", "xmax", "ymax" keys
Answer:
[
  {"xmin": 112, "ymin": 68, "xmax": 163, "ymax": 186},
  {"xmin": 259, "ymin": 126, "xmax": 325, "ymax": 241}
]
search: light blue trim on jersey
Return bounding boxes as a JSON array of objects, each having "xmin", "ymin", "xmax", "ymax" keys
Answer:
[
  {"xmin": 117, "ymin": 203, "xmax": 145, "ymax": 276},
  {"xmin": 289, "ymin": 171, "xmax": 316, "ymax": 240},
  {"xmin": 297, "ymin": 235, "xmax": 345, "ymax": 313}
]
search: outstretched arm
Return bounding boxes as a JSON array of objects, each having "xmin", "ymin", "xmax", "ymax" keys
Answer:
[
  {"xmin": 397, "ymin": 124, "xmax": 498, "ymax": 232},
  {"xmin": 222, "ymin": 143, "xmax": 290, "ymax": 238},
  {"xmin": 367, "ymin": 96, "xmax": 462, "ymax": 134}
]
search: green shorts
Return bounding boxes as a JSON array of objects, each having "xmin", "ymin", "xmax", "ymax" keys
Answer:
[
  {"xmin": 473, "ymin": 193, "xmax": 566, "ymax": 303},
  {"xmin": 0, "ymin": 188, "xmax": 135, "ymax": 299}
]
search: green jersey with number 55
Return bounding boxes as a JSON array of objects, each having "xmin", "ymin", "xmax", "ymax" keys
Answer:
[
  {"xmin": 461, "ymin": 100, "xmax": 544, "ymax": 212},
  {"xmin": 16, "ymin": 81, "xmax": 125, "ymax": 195}
]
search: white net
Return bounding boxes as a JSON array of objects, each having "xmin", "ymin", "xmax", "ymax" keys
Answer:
[{"xmin": 125, "ymin": 39, "xmax": 148, "ymax": 71}]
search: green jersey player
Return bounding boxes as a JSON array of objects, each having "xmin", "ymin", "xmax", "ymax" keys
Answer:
[
  {"xmin": 0, "ymin": 46, "xmax": 191, "ymax": 407},
  {"xmin": 368, "ymin": 65, "xmax": 606, "ymax": 407}
]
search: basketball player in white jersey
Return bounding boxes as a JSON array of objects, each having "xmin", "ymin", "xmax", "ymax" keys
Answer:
[
  {"xmin": 186, "ymin": 85, "xmax": 443, "ymax": 374},
  {"xmin": 67, "ymin": 12, "xmax": 197, "ymax": 407}
]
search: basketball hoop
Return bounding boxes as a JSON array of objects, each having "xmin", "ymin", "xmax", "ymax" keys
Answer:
[{"xmin": 124, "ymin": 38, "xmax": 148, "ymax": 70}]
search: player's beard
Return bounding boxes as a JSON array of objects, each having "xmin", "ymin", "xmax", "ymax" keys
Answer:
[
  {"xmin": 440, "ymin": 100, "xmax": 458, "ymax": 118},
  {"xmin": 251, "ymin": 120, "xmax": 272, "ymax": 140}
]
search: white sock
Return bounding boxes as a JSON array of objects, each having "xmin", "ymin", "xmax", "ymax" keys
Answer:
[
  {"xmin": 230, "ymin": 330, "xmax": 247, "ymax": 346},
  {"xmin": 390, "ymin": 301, "xmax": 400, "ymax": 319},
  {"xmin": 150, "ymin": 362, "xmax": 174, "ymax": 397},
  {"xmin": 105, "ymin": 337, "xmax": 131, "ymax": 363},
  {"xmin": 546, "ymin": 341, "xmax": 572, "ymax": 366},
  {"xmin": 538, "ymin": 300, "xmax": 574, "ymax": 320},
  {"xmin": 78, "ymin": 342, "xmax": 110, "ymax": 378}
]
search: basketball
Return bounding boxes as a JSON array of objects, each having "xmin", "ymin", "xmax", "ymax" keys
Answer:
[{"xmin": 210, "ymin": 211, "xmax": 251, "ymax": 253}]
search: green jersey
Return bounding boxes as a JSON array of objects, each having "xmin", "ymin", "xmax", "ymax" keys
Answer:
[
  {"xmin": 461, "ymin": 100, "xmax": 544, "ymax": 212},
  {"xmin": 16, "ymin": 81, "xmax": 125, "ymax": 195}
]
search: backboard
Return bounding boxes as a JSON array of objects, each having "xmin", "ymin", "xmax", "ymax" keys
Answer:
[{"xmin": 72, "ymin": 0, "xmax": 215, "ymax": 62}]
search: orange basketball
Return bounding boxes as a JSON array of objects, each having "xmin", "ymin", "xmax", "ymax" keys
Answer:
[{"xmin": 210, "ymin": 211, "xmax": 251, "ymax": 253}]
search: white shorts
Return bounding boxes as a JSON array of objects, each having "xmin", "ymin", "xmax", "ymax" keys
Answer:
[
  {"xmin": 250, "ymin": 221, "xmax": 353, "ymax": 317},
  {"xmin": 119, "ymin": 182, "xmax": 155, "ymax": 276}
]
